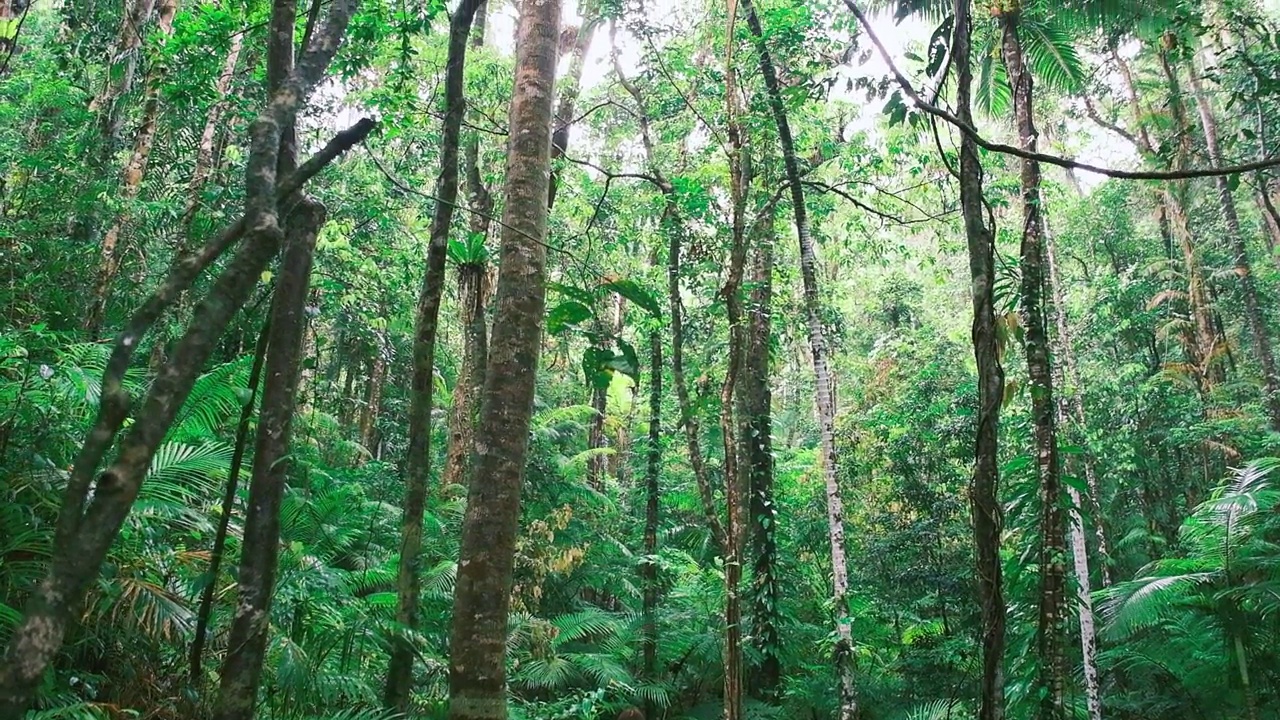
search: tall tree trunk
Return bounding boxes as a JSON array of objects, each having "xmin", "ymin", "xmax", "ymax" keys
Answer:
[
  {"xmin": 0, "ymin": 0, "xmax": 362, "ymax": 710},
  {"xmin": 1044, "ymin": 216, "xmax": 1104, "ymax": 720},
  {"xmin": 91, "ymin": 0, "xmax": 157, "ymax": 150},
  {"xmin": 359, "ymin": 343, "xmax": 386, "ymax": 452},
  {"xmin": 998, "ymin": 11, "xmax": 1066, "ymax": 720},
  {"xmin": 83, "ymin": 0, "xmax": 179, "ymax": 338},
  {"xmin": 182, "ymin": 33, "xmax": 245, "ymax": 238},
  {"xmin": 214, "ymin": 197, "xmax": 326, "ymax": 720},
  {"xmin": 952, "ymin": 2, "xmax": 1006, "ymax": 717},
  {"xmin": 215, "ymin": 0, "xmax": 329, "ymax": 713},
  {"xmin": 740, "ymin": 2, "xmax": 855, "ymax": 716},
  {"xmin": 189, "ymin": 318, "xmax": 270, "ymax": 684},
  {"xmin": 446, "ymin": 0, "xmax": 559, "ymax": 714},
  {"xmin": 740, "ymin": 212, "xmax": 779, "ymax": 700},
  {"xmin": 385, "ymin": 0, "xmax": 482, "ymax": 709},
  {"xmin": 718, "ymin": 23, "xmax": 749, "ymax": 715},
  {"xmin": 441, "ymin": 0, "xmax": 493, "ymax": 493},
  {"xmin": 1186, "ymin": 58, "xmax": 1280, "ymax": 430},
  {"xmin": 547, "ymin": 18, "xmax": 598, "ymax": 210},
  {"xmin": 642, "ymin": 292, "xmax": 662, "ymax": 720}
]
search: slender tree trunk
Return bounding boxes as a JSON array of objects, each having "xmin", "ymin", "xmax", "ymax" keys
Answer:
[
  {"xmin": 91, "ymin": 0, "xmax": 157, "ymax": 149},
  {"xmin": 1044, "ymin": 217, "xmax": 1104, "ymax": 720},
  {"xmin": 740, "ymin": 212, "xmax": 779, "ymax": 700},
  {"xmin": 359, "ymin": 344, "xmax": 386, "ymax": 452},
  {"xmin": 642, "ymin": 301, "xmax": 662, "ymax": 720},
  {"xmin": 998, "ymin": 11, "xmax": 1066, "ymax": 720},
  {"xmin": 189, "ymin": 319, "xmax": 270, "ymax": 683},
  {"xmin": 1187, "ymin": 59, "xmax": 1280, "ymax": 430},
  {"xmin": 84, "ymin": 0, "xmax": 179, "ymax": 338},
  {"xmin": 385, "ymin": 0, "xmax": 482, "ymax": 709},
  {"xmin": 441, "ymin": 0, "xmax": 493, "ymax": 493},
  {"xmin": 0, "ymin": 1, "xmax": 363, "ymax": 709},
  {"xmin": 718, "ymin": 28, "xmax": 749, "ymax": 715},
  {"xmin": 547, "ymin": 18, "xmax": 598, "ymax": 210},
  {"xmin": 214, "ymin": 198, "xmax": 326, "ymax": 720},
  {"xmin": 952, "ymin": 2, "xmax": 1006, "ymax": 717},
  {"xmin": 447, "ymin": 0, "xmax": 559, "ymax": 715},
  {"xmin": 182, "ymin": 33, "xmax": 245, "ymax": 238},
  {"xmin": 740, "ymin": 2, "xmax": 855, "ymax": 716}
]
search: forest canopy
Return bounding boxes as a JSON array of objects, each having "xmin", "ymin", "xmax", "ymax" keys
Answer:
[{"xmin": 3, "ymin": 0, "xmax": 1280, "ymax": 718}]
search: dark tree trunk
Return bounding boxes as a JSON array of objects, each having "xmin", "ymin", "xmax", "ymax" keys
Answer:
[
  {"xmin": 446, "ymin": 0, "xmax": 559, "ymax": 715},
  {"xmin": 441, "ymin": 0, "xmax": 493, "ymax": 493},
  {"xmin": 741, "ymin": 1, "xmax": 856, "ymax": 716},
  {"xmin": 953, "ymin": 2, "xmax": 1006, "ymax": 718},
  {"xmin": 641, "ymin": 314, "xmax": 662, "ymax": 720},
  {"xmin": 739, "ymin": 213, "xmax": 779, "ymax": 700},
  {"xmin": 358, "ymin": 344, "xmax": 385, "ymax": 452},
  {"xmin": 189, "ymin": 318, "xmax": 270, "ymax": 683},
  {"xmin": 998, "ymin": 11, "xmax": 1066, "ymax": 720},
  {"xmin": 0, "ymin": 0, "xmax": 362, "ymax": 708},
  {"xmin": 385, "ymin": 0, "xmax": 482, "ymax": 709},
  {"xmin": 213, "ymin": 197, "xmax": 326, "ymax": 720}
]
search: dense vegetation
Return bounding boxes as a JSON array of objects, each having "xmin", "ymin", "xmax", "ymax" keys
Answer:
[{"xmin": 4, "ymin": 0, "xmax": 1280, "ymax": 718}]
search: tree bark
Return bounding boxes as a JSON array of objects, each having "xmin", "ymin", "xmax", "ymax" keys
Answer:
[
  {"xmin": 1044, "ymin": 215, "xmax": 1104, "ymax": 720},
  {"xmin": 189, "ymin": 318, "xmax": 270, "ymax": 684},
  {"xmin": 951, "ymin": 3, "xmax": 1006, "ymax": 718},
  {"xmin": 358, "ymin": 343, "xmax": 386, "ymax": 452},
  {"xmin": 213, "ymin": 198, "xmax": 326, "ymax": 720},
  {"xmin": 1187, "ymin": 57, "xmax": 1280, "ymax": 430},
  {"xmin": 641, "ymin": 308, "xmax": 662, "ymax": 720},
  {"xmin": 446, "ymin": 0, "xmax": 559, "ymax": 715},
  {"xmin": 181, "ymin": 32, "xmax": 245, "ymax": 238},
  {"xmin": 740, "ymin": 212, "xmax": 779, "ymax": 700},
  {"xmin": 83, "ymin": 0, "xmax": 179, "ymax": 338},
  {"xmin": 0, "ymin": 0, "xmax": 362, "ymax": 711},
  {"xmin": 740, "ymin": 1, "xmax": 855, "ymax": 716},
  {"xmin": 385, "ymin": 0, "xmax": 482, "ymax": 709},
  {"xmin": 441, "ymin": 0, "xmax": 493, "ymax": 493},
  {"xmin": 547, "ymin": 18, "xmax": 598, "ymax": 210},
  {"xmin": 90, "ymin": 0, "xmax": 157, "ymax": 150},
  {"xmin": 998, "ymin": 10, "xmax": 1066, "ymax": 720}
]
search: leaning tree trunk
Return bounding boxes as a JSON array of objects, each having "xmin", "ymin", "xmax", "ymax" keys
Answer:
[
  {"xmin": 384, "ymin": 0, "xmax": 483, "ymax": 710},
  {"xmin": 546, "ymin": 17, "xmax": 598, "ymax": 210},
  {"xmin": 740, "ymin": 211, "xmax": 780, "ymax": 700},
  {"xmin": 0, "ymin": 0, "xmax": 363, "ymax": 711},
  {"xmin": 998, "ymin": 11, "xmax": 1066, "ymax": 720},
  {"xmin": 441, "ymin": 0, "xmax": 493, "ymax": 493},
  {"xmin": 189, "ymin": 318, "xmax": 269, "ymax": 683},
  {"xmin": 952, "ymin": 1, "xmax": 1007, "ymax": 717},
  {"xmin": 90, "ymin": 0, "xmax": 157, "ymax": 150},
  {"xmin": 1187, "ymin": 57, "xmax": 1280, "ymax": 430},
  {"xmin": 83, "ymin": 0, "xmax": 179, "ymax": 338},
  {"xmin": 740, "ymin": 1, "xmax": 855, "ymax": 716},
  {"xmin": 1044, "ymin": 215, "xmax": 1104, "ymax": 720},
  {"xmin": 446, "ymin": 0, "xmax": 559, "ymax": 715},
  {"xmin": 181, "ymin": 32, "xmax": 245, "ymax": 238}
]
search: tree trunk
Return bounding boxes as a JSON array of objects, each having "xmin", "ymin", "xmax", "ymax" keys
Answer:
[
  {"xmin": 441, "ymin": 0, "xmax": 493, "ymax": 493},
  {"xmin": 447, "ymin": 0, "xmax": 559, "ymax": 715},
  {"xmin": 359, "ymin": 344, "xmax": 386, "ymax": 452},
  {"xmin": 740, "ymin": 212, "xmax": 779, "ymax": 700},
  {"xmin": 642, "ymin": 306, "xmax": 662, "ymax": 720},
  {"xmin": 83, "ymin": 0, "xmax": 179, "ymax": 338},
  {"xmin": 952, "ymin": 2, "xmax": 1006, "ymax": 718},
  {"xmin": 90, "ymin": 0, "xmax": 157, "ymax": 150},
  {"xmin": 998, "ymin": 11, "xmax": 1066, "ymax": 720},
  {"xmin": 547, "ymin": 18, "xmax": 598, "ymax": 210},
  {"xmin": 1044, "ymin": 217, "xmax": 1104, "ymax": 720},
  {"xmin": 1187, "ymin": 58, "xmax": 1280, "ymax": 430},
  {"xmin": 214, "ymin": 198, "xmax": 325, "ymax": 720},
  {"xmin": 0, "ymin": 1, "xmax": 362, "ymax": 708},
  {"xmin": 740, "ymin": 1, "xmax": 855, "ymax": 716},
  {"xmin": 181, "ymin": 33, "xmax": 245, "ymax": 239},
  {"xmin": 189, "ymin": 318, "xmax": 270, "ymax": 684},
  {"xmin": 385, "ymin": 0, "xmax": 482, "ymax": 709}
]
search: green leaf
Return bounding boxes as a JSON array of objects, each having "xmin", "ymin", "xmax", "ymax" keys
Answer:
[
  {"xmin": 547, "ymin": 301, "xmax": 594, "ymax": 335},
  {"xmin": 601, "ymin": 279, "xmax": 662, "ymax": 318}
]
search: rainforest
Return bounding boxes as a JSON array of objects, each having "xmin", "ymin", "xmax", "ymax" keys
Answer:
[{"xmin": 2, "ymin": 0, "xmax": 1280, "ymax": 718}]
